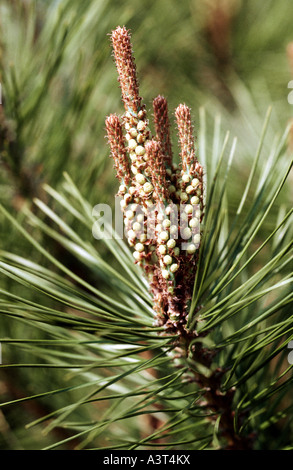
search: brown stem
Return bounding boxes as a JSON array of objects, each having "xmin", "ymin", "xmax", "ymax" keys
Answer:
[{"xmin": 165, "ymin": 323, "xmax": 255, "ymax": 450}]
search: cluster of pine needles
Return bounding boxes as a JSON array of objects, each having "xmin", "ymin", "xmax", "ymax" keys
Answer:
[{"xmin": 0, "ymin": 0, "xmax": 292, "ymax": 451}]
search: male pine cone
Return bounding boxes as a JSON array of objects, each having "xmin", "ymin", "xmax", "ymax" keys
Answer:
[{"xmin": 106, "ymin": 26, "xmax": 204, "ymax": 332}]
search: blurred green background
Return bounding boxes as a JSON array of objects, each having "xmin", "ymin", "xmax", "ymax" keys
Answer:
[{"xmin": 0, "ymin": 0, "xmax": 292, "ymax": 449}]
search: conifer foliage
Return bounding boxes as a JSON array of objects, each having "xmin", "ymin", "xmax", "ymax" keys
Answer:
[{"xmin": 0, "ymin": 0, "xmax": 292, "ymax": 451}]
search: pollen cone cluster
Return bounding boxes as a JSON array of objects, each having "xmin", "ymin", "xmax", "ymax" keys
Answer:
[{"xmin": 106, "ymin": 26, "xmax": 204, "ymax": 330}]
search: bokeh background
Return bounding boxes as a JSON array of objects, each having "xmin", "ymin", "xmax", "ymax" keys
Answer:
[{"xmin": 0, "ymin": 0, "xmax": 292, "ymax": 449}]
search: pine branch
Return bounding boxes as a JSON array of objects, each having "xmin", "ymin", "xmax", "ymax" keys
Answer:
[{"xmin": 0, "ymin": 4, "xmax": 292, "ymax": 451}]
